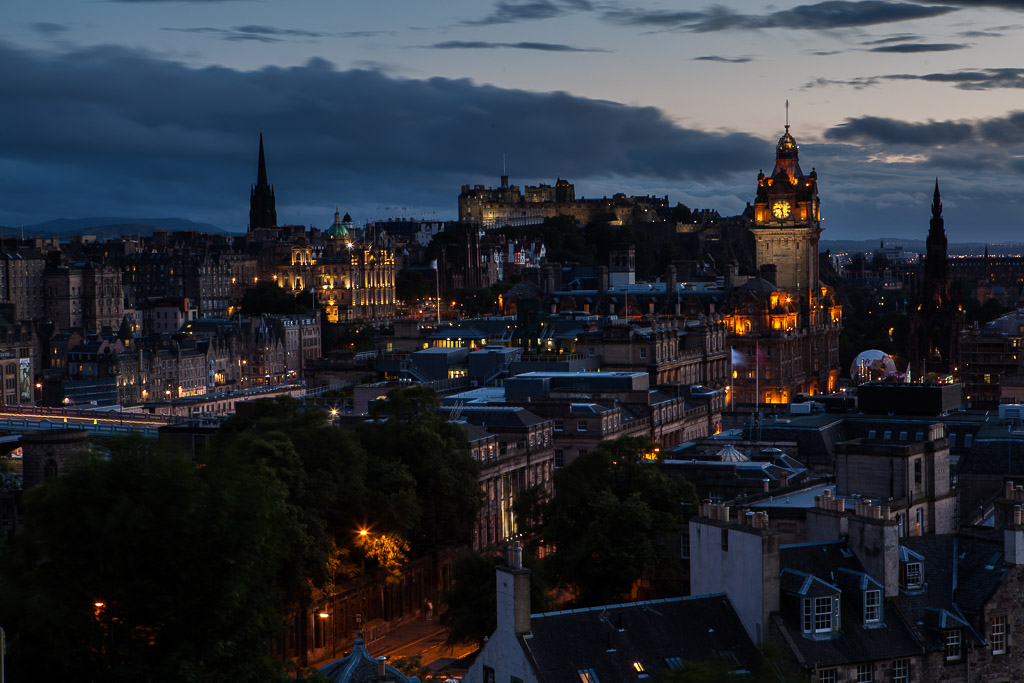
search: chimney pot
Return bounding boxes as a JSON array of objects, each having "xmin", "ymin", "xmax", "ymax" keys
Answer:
[{"xmin": 377, "ymin": 656, "xmax": 387, "ymax": 678}]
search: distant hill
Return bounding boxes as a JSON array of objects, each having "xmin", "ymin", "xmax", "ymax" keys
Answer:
[{"xmin": 0, "ymin": 217, "xmax": 231, "ymax": 241}]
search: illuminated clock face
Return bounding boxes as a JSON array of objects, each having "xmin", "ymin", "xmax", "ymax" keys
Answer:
[{"xmin": 772, "ymin": 201, "xmax": 791, "ymax": 219}]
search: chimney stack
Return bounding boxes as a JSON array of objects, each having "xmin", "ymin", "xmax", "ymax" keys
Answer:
[{"xmin": 497, "ymin": 541, "xmax": 531, "ymax": 635}]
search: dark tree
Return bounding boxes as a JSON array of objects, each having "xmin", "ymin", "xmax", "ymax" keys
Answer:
[
  {"xmin": 539, "ymin": 436, "xmax": 697, "ymax": 605},
  {"xmin": 357, "ymin": 385, "xmax": 481, "ymax": 550},
  {"xmin": 440, "ymin": 550, "xmax": 547, "ymax": 647},
  {"xmin": 396, "ymin": 269, "xmax": 429, "ymax": 303},
  {"xmin": 241, "ymin": 280, "xmax": 311, "ymax": 315},
  {"xmin": 215, "ymin": 397, "xmax": 369, "ymax": 597},
  {"xmin": 0, "ymin": 450, "xmax": 295, "ymax": 682}
]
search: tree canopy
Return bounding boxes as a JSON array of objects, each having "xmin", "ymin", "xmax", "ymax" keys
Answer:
[
  {"xmin": 537, "ymin": 436, "xmax": 697, "ymax": 605},
  {"xmin": 358, "ymin": 385, "xmax": 482, "ymax": 550},
  {"xmin": 0, "ymin": 450, "xmax": 295, "ymax": 682},
  {"xmin": 241, "ymin": 280, "xmax": 312, "ymax": 315}
]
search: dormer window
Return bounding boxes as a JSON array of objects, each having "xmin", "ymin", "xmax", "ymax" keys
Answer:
[
  {"xmin": 905, "ymin": 562, "xmax": 922, "ymax": 589},
  {"xmin": 945, "ymin": 629, "xmax": 962, "ymax": 661},
  {"xmin": 803, "ymin": 596, "xmax": 838, "ymax": 634},
  {"xmin": 864, "ymin": 589, "xmax": 881, "ymax": 624}
]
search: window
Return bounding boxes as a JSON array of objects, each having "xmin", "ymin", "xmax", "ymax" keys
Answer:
[
  {"xmin": 946, "ymin": 629, "xmax": 961, "ymax": 661},
  {"xmin": 818, "ymin": 668, "xmax": 836, "ymax": 683},
  {"xmin": 554, "ymin": 420, "xmax": 564, "ymax": 432},
  {"xmin": 914, "ymin": 459, "xmax": 922, "ymax": 484},
  {"xmin": 664, "ymin": 657, "xmax": 683, "ymax": 671},
  {"xmin": 484, "ymin": 666, "xmax": 496, "ymax": 683},
  {"xmin": 856, "ymin": 663, "xmax": 872, "ymax": 683},
  {"xmin": 577, "ymin": 420, "xmax": 588, "ymax": 432},
  {"xmin": 554, "ymin": 449, "xmax": 564, "ymax": 468},
  {"xmin": 512, "ymin": 677, "xmax": 523, "ymax": 683},
  {"xmin": 721, "ymin": 528, "xmax": 729, "ymax": 551},
  {"xmin": 639, "ymin": 347, "xmax": 647, "ymax": 358},
  {"xmin": 864, "ymin": 589, "xmax": 881, "ymax": 623},
  {"xmin": 680, "ymin": 531, "xmax": 690, "ymax": 560},
  {"xmin": 992, "ymin": 615, "xmax": 1007, "ymax": 655},
  {"xmin": 577, "ymin": 669, "xmax": 599, "ymax": 683},
  {"xmin": 916, "ymin": 508, "xmax": 924, "ymax": 536},
  {"xmin": 814, "ymin": 596, "xmax": 833, "ymax": 633},
  {"xmin": 893, "ymin": 658, "xmax": 909, "ymax": 683}
]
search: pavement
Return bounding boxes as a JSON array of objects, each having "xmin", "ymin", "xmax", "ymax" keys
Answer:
[{"xmin": 309, "ymin": 617, "xmax": 479, "ymax": 676}]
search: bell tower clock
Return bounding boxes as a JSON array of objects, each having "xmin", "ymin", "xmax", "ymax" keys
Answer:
[{"xmin": 751, "ymin": 110, "xmax": 821, "ymax": 303}]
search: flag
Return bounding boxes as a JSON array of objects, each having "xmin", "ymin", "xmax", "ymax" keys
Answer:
[
  {"xmin": 756, "ymin": 343, "xmax": 767, "ymax": 366},
  {"xmin": 430, "ymin": 259, "xmax": 438, "ymax": 270},
  {"xmin": 731, "ymin": 348, "xmax": 745, "ymax": 367}
]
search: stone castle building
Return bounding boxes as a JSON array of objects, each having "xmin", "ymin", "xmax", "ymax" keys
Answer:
[{"xmin": 458, "ymin": 175, "xmax": 668, "ymax": 228}]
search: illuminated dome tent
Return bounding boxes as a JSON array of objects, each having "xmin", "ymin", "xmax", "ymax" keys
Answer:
[{"xmin": 850, "ymin": 349, "xmax": 897, "ymax": 384}]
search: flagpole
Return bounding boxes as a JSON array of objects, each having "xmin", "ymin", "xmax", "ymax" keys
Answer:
[
  {"xmin": 435, "ymin": 264, "xmax": 441, "ymax": 325},
  {"xmin": 755, "ymin": 341, "xmax": 759, "ymax": 416}
]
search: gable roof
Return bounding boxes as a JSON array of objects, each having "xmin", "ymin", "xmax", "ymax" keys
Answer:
[{"xmin": 522, "ymin": 594, "xmax": 760, "ymax": 683}]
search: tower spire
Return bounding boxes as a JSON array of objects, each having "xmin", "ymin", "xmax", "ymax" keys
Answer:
[
  {"xmin": 249, "ymin": 133, "xmax": 277, "ymax": 232},
  {"xmin": 785, "ymin": 99, "xmax": 790, "ymax": 131},
  {"xmin": 257, "ymin": 132, "xmax": 268, "ymax": 187}
]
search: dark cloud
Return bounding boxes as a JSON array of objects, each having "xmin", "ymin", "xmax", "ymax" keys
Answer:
[
  {"xmin": 809, "ymin": 50, "xmax": 843, "ymax": 55},
  {"xmin": 112, "ymin": 0, "xmax": 246, "ymax": 3},
  {"xmin": 860, "ymin": 33, "xmax": 921, "ymax": 44},
  {"xmin": 693, "ymin": 55, "xmax": 752, "ymax": 63},
  {"xmin": 464, "ymin": 0, "xmax": 589, "ymax": 25},
  {"xmin": 825, "ymin": 112, "xmax": 1024, "ymax": 148},
  {"xmin": 426, "ymin": 40, "xmax": 607, "ymax": 52},
  {"xmin": 957, "ymin": 29, "xmax": 1005, "ymax": 37},
  {"xmin": 825, "ymin": 116, "xmax": 973, "ymax": 145},
  {"xmin": 603, "ymin": 1, "xmax": 959, "ymax": 32},
  {"xmin": 808, "ymin": 67, "xmax": 1024, "ymax": 90},
  {"xmin": 0, "ymin": 42, "xmax": 770, "ymax": 231},
  {"xmin": 909, "ymin": 0, "xmax": 1024, "ymax": 8},
  {"xmin": 163, "ymin": 26, "xmax": 376, "ymax": 43},
  {"xmin": 868, "ymin": 42, "xmax": 968, "ymax": 52},
  {"xmin": 29, "ymin": 22, "xmax": 69, "ymax": 36}
]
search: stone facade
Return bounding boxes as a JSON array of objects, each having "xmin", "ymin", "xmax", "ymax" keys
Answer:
[{"xmin": 21, "ymin": 429, "xmax": 90, "ymax": 490}]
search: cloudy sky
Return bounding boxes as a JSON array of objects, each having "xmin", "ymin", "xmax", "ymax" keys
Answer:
[{"xmin": 4, "ymin": 0, "xmax": 1024, "ymax": 241}]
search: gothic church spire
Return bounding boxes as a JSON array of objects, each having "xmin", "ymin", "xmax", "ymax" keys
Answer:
[{"xmin": 249, "ymin": 133, "xmax": 277, "ymax": 232}]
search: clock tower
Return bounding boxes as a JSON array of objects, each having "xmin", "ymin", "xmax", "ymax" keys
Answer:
[{"xmin": 751, "ymin": 121, "xmax": 821, "ymax": 306}]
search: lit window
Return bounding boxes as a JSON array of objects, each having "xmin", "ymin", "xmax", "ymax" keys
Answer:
[
  {"xmin": 945, "ymin": 629, "xmax": 961, "ymax": 661},
  {"xmin": 991, "ymin": 615, "xmax": 1007, "ymax": 655},
  {"xmin": 577, "ymin": 669, "xmax": 599, "ymax": 683}
]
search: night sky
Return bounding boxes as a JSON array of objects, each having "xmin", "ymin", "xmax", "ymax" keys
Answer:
[{"xmin": 5, "ymin": 0, "xmax": 1024, "ymax": 241}]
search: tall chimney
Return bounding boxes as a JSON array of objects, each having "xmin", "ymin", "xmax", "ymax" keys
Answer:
[{"xmin": 497, "ymin": 541, "xmax": 531, "ymax": 635}]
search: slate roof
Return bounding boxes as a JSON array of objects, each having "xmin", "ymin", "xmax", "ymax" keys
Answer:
[
  {"xmin": 460, "ymin": 406, "xmax": 548, "ymax": 430},
  {"xmin": 523, "ymin": 594, "xmax": 760, "ymax": 683},
  {"xmin": 895, "ymin": 534, "xmax": 1008, "ymax": 652},
  {"xmin": 775, "ymin": 540, "xmax": 923, "ymax": 668}
]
